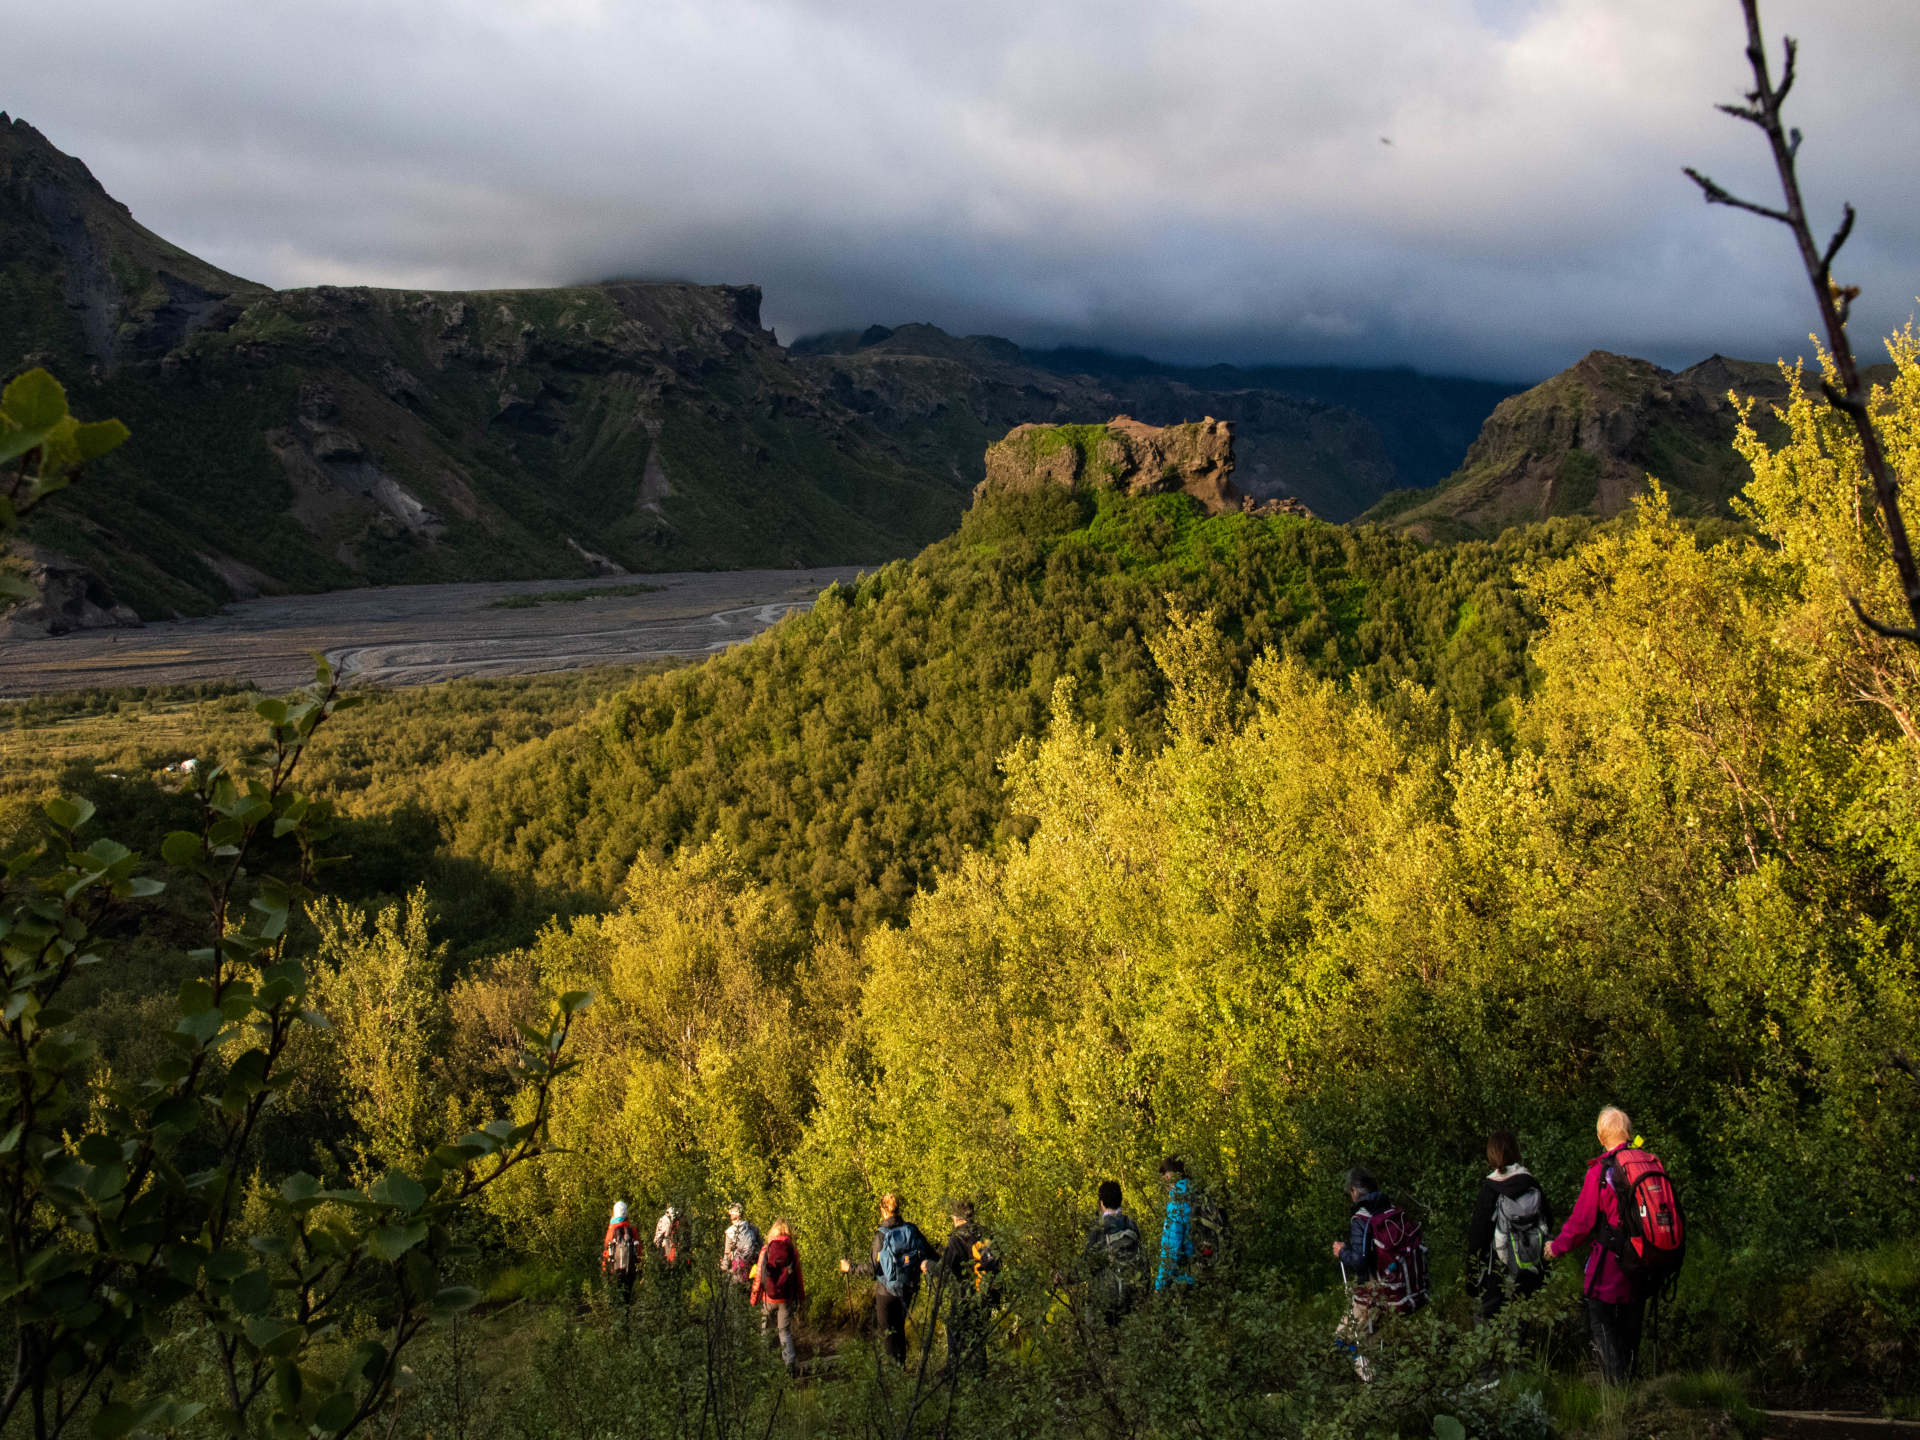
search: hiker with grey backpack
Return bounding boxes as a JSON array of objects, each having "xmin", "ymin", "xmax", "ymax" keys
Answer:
[
  {"xmin": 1071, "ymin": 1179, "xmax": 1146, "ymax": 1329},
  {"xmin": 1465, "ymin": 1129, "xmax": 1556, "ymax": 1323}
]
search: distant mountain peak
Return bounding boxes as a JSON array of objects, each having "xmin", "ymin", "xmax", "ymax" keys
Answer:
[{"xmin": 1359, "ymin": 347, "xmax": 1814, "ymax": 539}]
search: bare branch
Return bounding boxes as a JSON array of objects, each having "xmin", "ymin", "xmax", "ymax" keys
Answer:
[
  {"xmin": 1691, "ymin": 0, "xmax": 1920, "ymax": 645},
  {"xmin": 1821, "ymin": 204, "xmax": 1857, "ymax": 273},
  {"xmin": 1847, "ymin": 595, "xmax": 1920, "ymax": 645},
  {"xmin": 1683, "ymin": 168, "xmax": 1792, "ymax": 225}
]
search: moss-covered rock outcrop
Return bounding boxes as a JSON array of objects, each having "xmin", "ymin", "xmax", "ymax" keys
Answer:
[{"xmin": 980, "ymin": 415, "xmax": 1241, "ymax": 512}]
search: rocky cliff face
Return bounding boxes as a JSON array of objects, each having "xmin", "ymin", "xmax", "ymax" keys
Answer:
[
  {"xmin": 0, "ymin": 545, "xmax": 143, "ymax": 638},
  {"xmin": 1, "ymin": 117, "xmax": 975, "ymax": 623},
  {"xmin": 980, "ymin": 416, "xmax": 1241, "ymax": 512},
  {"xmin": 792, "ymin": 325, "xmax": 1418, "ymax": 521},
  {"xmin": 1363, "ymin": 350, "xmax": 1812, "ymax": 540}
]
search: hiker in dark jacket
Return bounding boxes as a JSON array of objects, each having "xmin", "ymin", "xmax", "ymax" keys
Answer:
[
  {"xmin": 1547, "ymin": 1106, "xmax": 1646, "ymax": 1385},
  {"xmin": 932, "ymin": 1198, "xmax": 997, "ymax": 1375},
  {"xmin": 1332, "ymin": 1168, "xmax": 1390, "ymax": 1380},
  {"xmin": 840, "ymin": 1193, "xmax": 933, "ymax": 1364},
  {"xmin": 1466, "ymin": 1130, "xmax": 1556, "ymax": 1322},
  {"xmin": 749, "ymin": 1218, "xmax": 805, "ymax": 1372},
  {"xmin": 1076, "ymin": 1179, "xmax": 1145, "ymax": 1325}
]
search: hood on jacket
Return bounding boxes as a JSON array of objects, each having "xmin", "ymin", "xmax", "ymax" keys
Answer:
[
  {"xmin": 1351, "ymin": 1190, "xmax": 1390, "ymax": 1214},
  {"xmin": 1487, "ymin": 1167, "xmax": 1540, "ymax": 1198}
]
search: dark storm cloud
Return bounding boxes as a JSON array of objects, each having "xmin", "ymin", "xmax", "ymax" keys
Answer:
[{"xmin": 11, "ymin": 0, "xmax": 1920, "ymax": 380}]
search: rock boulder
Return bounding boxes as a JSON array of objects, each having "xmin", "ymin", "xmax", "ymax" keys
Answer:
[{"xmin": 978, "ymin": 415, "xmax": 1243, "ymax": 514}]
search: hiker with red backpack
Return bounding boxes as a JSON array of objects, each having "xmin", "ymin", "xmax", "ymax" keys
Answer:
[
  {"xmin": 749, "ymin": 1218, "xmax": 805, "ymax": 1372},
  {"xmin": 1546, "ymin": 1106, "xmax": 1686, "ymax": 1385},
  {"xmin": 602, "ymin": 1200, "xmax": 640, "ymax": 1303},
  {"xmin": 1332, "ymin": 1168, "xmax": 1429, "ymax": 1381},
  {"xmin": 1466, "ymin": 1129, "xmax": 1556, "ymax": 1323},
  {"xmin": 840, "ymin": 1192, "xmax": 935, "ymax": 1364}
]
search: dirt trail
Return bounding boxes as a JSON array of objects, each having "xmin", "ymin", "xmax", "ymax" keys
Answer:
[{"xmin": 0, "ymin": 569, "xmax": 868, "ymax": 697}]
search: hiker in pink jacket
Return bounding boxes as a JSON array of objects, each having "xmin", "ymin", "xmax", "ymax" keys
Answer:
[{"xmin": 1546, "ymin": 1106, "xmax": 1645, "ymax": 1384}]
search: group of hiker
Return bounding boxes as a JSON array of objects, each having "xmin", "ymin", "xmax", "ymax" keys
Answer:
[
  {"xmin": 1331, "ymin": 1106, "xmax": 1685, "ymax": 1386},
  {"xmin": 597, "ymin": 1106, "xmax": 1684, "ymax": 1387}
]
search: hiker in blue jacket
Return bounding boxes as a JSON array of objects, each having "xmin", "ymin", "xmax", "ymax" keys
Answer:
[
  {"xmin": 840, "ymin": 1192, "xmax": 933, "ymax": 1363},
  {"xmin": 1155, "ymin": 1156, "xmax": 1195, "ymax": 1291}
]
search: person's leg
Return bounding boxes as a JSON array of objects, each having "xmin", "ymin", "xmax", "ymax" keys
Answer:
[
  {"xmin": 1616, "ymin": 1297, "xmax": 1647, "ymax": 1381},
  {"xmin": 1586, "ymin": 1298, "xmax": 1633, "ymax": 1385},
  {"xmin": 877, "ymin": 1291, "xmax": 908, "ymax": 1364},
  {"xmin": 1477, "ymin": 1281, "xmax": 1506, "ymax": 1326},
  {"xmin": 1335, "ymin": 1294, "xmax": 1377, "ymax": 1381},
  {"xmin": 775, "ymin": 1302, "xmax": 797, "ymax": 1371},
  {"xmin": 947, "ymin": 1302, "xmax": 981, "ymax": 1376}
]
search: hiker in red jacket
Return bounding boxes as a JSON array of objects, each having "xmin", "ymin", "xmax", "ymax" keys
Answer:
[
  {"xmin": 1547, "ymin": 1106, "xmax": 1645, "ymax": 1384},
  {"xmin": 750, "ymin": 1218, "xmax": 805, "ymax": 1372},
  {"xmin": 602, "ymin": 1200, "xmax": 639, "ymax": 1303}
]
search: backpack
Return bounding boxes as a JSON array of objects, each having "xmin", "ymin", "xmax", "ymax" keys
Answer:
[
  {"xmin": 1491, "ymin": 1186, "xmax": 1548, "ymax": 1280},
  {"xmin": 759, "ymin": 1238, "xmax": 795, "ymax": 1296},
  {"xmin": 1097, "ymin": 1214, "xmax": 1145, "ymax": 1310},
  {"xmin": 1189, "ymin": 1192, "xmax": 1230, "ymax": 1276},
  {"xmin": 1602, "ymin": 1145, "xmax": 1686, "ymax": 1299},
  {"xmin": 609, "ymin": 1227, "xmax": 636, "ymax": 1276},
  {"xmin": 1361, "ymin": 1205, "xmax": 1429, "ymax": 1314},
  {"xmin": 969, "ymin": 1231, "xmax": 1003, "ymax": 1303},
  {"xmin": 728, "ymin": 1222, "xmax": 762, "ymax": 1282},
  {"xmin": 876, "ymin": 1223, "xmax": 925, "ymax": 1300}
]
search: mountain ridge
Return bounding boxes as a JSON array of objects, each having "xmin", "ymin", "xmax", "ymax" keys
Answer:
[
  {"xmin": 1, "ymin": 117, "xmax": 1537, "ymax": 623},
  {"xmin": 1359, "ymin": 347, "xmax": 1894, "ymax": 539}
]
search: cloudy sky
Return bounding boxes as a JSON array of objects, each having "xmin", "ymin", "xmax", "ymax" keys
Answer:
[{"xmin": 11, "ymin": 0, "xmax": 1919, "ymax": 380}]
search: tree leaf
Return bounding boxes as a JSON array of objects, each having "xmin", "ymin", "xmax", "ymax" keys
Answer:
[
  {"xmin": 43, "ymin": 796, "xmax": 95, "ymax": 832},
  {"xmin": 3, "ymin": 369, "xmax": 67, "ymax": 431},
  {"xmin": 369, "ymin": 1220, "xmax": 428, "ymax": 1261},
  {"xmin": 369, "ymin": 1172, "xmax": 426, "ymax": 1214},
  {"xmin": 160, "ymin": 831, "xmax": 204, "ymax": 868}
]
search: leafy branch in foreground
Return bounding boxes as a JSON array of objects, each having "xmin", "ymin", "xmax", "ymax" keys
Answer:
[
  {"xmin": 1684, "ymin": 0, "xmax": 1920, "ymax": 644},
  {"xmin": 1, "ymin": 653, "xmax": 590, "ymax": 1440},
  {"xmin": 0, "ymin": 368, "xmax": 128, "ymax": 601}
]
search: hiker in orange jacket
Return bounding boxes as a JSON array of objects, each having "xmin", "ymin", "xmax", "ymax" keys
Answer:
[
  {"xmin": 602, "ymin": 1200, "xmax": 639, "ymax": 1302},
  {"xmin": 749, "ymin": 1219, "xmax": 805, "ymax": 1372}
]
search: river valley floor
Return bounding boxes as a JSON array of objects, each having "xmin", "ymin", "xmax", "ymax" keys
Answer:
[{"xmin": 0, "ymin": 568, "xmax": 868, "ymax": 697}]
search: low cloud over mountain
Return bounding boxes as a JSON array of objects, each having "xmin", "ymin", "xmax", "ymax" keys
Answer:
[{"xmin": 8, "ymin": 0, "xmax": 1920, "ymax": 379}]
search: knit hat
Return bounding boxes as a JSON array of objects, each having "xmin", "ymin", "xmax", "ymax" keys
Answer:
[{"xmin": 612, "ymin": 1200, "xmax": 628, "ymax": 1221}]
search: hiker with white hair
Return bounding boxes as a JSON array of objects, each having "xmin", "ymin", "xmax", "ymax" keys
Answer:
[
  {"xmin": 721, "ymin": 1202, "xmax": 763, "ymax": 1288},
  {"xmin": 1547, "ymin": 1105, "xmax": 1687, "ymax": 1385},
  {"xmin": 602, "ymin": 1200, "xmax": 639, "ymax": 1302}
]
